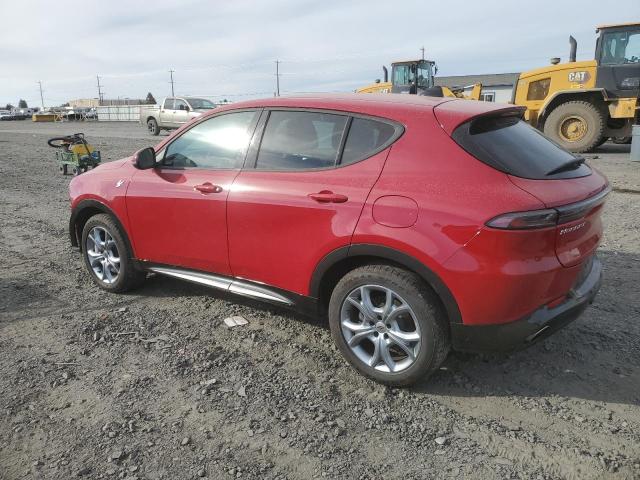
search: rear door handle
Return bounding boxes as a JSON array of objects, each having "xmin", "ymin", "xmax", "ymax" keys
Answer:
[
  {"xmin": 308, "ymin": 190, "xmax": 348, "ymax": 203},
  {"xmin": 194, "ymin": 182, "xmax": 223, "ymax": 194}
]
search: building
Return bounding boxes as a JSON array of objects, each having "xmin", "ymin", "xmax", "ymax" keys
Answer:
[{"xmin": 434, "ymin": 73, "xmax": 519, "ymax": 103}]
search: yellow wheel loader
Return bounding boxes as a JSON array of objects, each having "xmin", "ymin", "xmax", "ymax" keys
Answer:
[
  {"xmin": 513, "ymin": 22, "xmax": 639, "ymax": 153},
  {"xmin": 356, "ymin": 59, "xmax": 482, "ymax": 100}
]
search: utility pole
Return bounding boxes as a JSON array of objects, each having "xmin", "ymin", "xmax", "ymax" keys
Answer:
[
  {"xmin": 96, "ymin": 75, "xmax": 103, "ymax": 105},
  {"xmin": 37, "ymin": 81, "xmax": 44, "ymax": 110},
  {"xmin": 420, "ymin": 46, "xmax": 425, "ymax": 60},
  {"xmin": 169, "ymin": 69, "xmax": 175, "ymax": 96},
  {"xmin": 275, "ymin": 60, "xmax": 281, "ymax": 97}
]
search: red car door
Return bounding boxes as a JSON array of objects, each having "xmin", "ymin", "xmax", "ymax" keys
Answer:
[
  {"xmin": 126, "ymin": 110, "xmax": 260, "ymax": 274},
  {"xmin": 227, "ymin": 110, "xmax": 400, "ymax": 296}
]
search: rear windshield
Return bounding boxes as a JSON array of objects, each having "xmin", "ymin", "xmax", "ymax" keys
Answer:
[{"xmin": 451, "ymin": 114, "xmax": 591, "ymax": 179}]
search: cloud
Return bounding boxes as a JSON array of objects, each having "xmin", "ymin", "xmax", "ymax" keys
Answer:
[{"xmin": 0, "ymin": 0, "xmax": 636, "ymax": 107}]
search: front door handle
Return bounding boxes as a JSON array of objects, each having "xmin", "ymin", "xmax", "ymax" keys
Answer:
[
  {"xmin": 308, "ymin": 190, "xmax": 348, "ymax": 203},
  {"xmin": 194, "ymin": 182, "xmax": 223, "ymax": 194}
]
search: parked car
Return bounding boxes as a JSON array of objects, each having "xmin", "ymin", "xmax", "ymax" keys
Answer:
[
  {"xmin": 69, "ymin": 93, "xmax": 609, "ymax": 386},
  {"xmin": 0, "ymin": 110, "xmax": 15, "ymax": 120},
  {"xmin": 139, "ymin": 97, "xmax": 216, "ymax": 136}
]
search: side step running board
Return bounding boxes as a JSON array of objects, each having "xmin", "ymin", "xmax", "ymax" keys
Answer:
[{"xmin": 148, "ymin": 266, "xmax": 293, "ymax": 305}]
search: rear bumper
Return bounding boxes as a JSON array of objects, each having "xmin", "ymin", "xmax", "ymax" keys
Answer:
[{"xmin": 451, "ymin": 255, "xmax": 602, "ymax": 352}]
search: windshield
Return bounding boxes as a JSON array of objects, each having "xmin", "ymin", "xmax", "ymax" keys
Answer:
[
  {"xmin": 392, "ymin": 61, "xmax": 433, "ymax": 88},
  {"xmin": 187, "ymin": 98, "xmax": 216, "ymax": 109},
  {"xmin": 415, "ymin": 61, "xmax": 433, "ymax": 88},
  {"xmin": 600, "ymin": 30, "xmax": 640, "ymax": 64}
]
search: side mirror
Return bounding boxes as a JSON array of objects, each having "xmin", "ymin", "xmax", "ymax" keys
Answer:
[
  {"xmin": 184, "ymin": 105, "xmax": 190, "ymax": 111},
  {"xmin": 134, "ymin": 147, "xmax": 156, "ymax": 169}
]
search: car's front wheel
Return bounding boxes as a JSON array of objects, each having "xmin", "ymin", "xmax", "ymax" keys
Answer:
[
  {"xmin": 328, "ymin": 265, "xmax": 449, "ymax": 386},
  {"xmin": 81, "ymin": 214, "xmax": 145, "ymax": 292}
]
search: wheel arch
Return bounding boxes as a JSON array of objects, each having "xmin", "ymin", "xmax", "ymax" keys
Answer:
[
  {"xmin": 310, "ymin": 244, "xmax": 462, "ymax": 325},
  {"xmin": 69, "ymin": 199, "xmax": 134, "ymax": 256},
  {"xmin": 538, "ymin": 89, "xmax": 608, "ymax": 128}
]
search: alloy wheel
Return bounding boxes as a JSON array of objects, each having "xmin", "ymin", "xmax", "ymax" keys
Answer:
[
  {"xmin": 340, "ymin": 285, "xmax": 421, "ymax": 373},
  {"xmin": 85, "ymin": 226, "xmax": 120, "ymax": 284}
]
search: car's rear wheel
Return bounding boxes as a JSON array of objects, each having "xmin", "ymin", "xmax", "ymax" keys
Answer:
[
  {"xmin": 147, "ymin": 118, "xmax": 160, "ymax": 136},
  {"xmin": 328, "ymin": 265, "xmax": 449, "ymax": 386},
  {"xmin": 81, "ymin": 214, "xmax": 145, "ymax": 292}
]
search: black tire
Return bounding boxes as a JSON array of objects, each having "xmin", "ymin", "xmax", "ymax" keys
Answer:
[
  {"xmin": 328, "ymin": 265, "xmax": 450, "ymax": 386},
  {"xmin": 595, "ymin": 136, "xmax": 608, "ymax": 147},
  {"xmin": 72, "ymin": 166, "xmax": 80, "ymax": 176},
  {"xmin": 81, "ymin": 213, "xmax": 145, "ymax": 293},
  {"xmin": 543, "ymin": 101, "xmax": 605, "ymax": 153},
  {"xmin": 147, "ymin": 118, "xmax": 160, "ymax": 136},
  {"xmin": 612, "ymin": 136, "xmax": 632, "ymax": 145}
]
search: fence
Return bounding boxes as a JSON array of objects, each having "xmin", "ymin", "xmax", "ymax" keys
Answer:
[{"xmin": 97, "ymin": 105, "xmax": 143, "ymax": 122}]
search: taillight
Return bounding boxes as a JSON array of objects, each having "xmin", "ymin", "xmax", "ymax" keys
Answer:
[
  {"xmin": 487, "ymin": 186, "xmax": 610, "ymax": 231},
  {"xmin": 486, "ymin": 209, "xmax": 558, "ymax": 230}
]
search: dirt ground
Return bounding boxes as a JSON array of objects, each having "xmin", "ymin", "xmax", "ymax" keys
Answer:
[{"xmin": 0, "ymin": 121, "xmax": 638, "ymax": 480}]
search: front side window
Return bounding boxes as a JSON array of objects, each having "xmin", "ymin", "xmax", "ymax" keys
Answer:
[
  {"xmin": 163, "ymin": 98, "xmax": 175, "ymax": 110},
  {"xmin": 162, "ymin": 111, "xmax": 258, "ymax": 169},
  {"xmin": 600, "ymin": 31, "xmax": 640, "ymax": 65},
  {"xmin": 174, "ymin": 99, "xmax": 188, "ymax": 111},
  {"xmin": 256, "ymin": 111, "xmax": 348, "ymax": 170},
  {"xmin": 188, "ymin": 98, "xmax": 216, "ymax": 109}
]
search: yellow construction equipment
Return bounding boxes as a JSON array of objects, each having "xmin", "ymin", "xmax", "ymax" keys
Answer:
[
  {"xmin": 357, "ymin": 59, "xmax": 482, "ymax": 100},
  {"xmin": 513, "ymin": 22, "xmax": 639, "ymax": 152}
]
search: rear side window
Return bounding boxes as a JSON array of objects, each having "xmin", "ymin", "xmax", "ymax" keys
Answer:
[
  {"xmin": 341, "ymin": 117, "xmax": 397, "ymax": 165},
  {"xmin": 451, "ymin": 114, "xmax": 591, "ymax": 179},
  {"xmin": 163, "ymin": 98, "xmax": 175, "ymax": 109},
  {"xmin": 256, "ymin": 111, "xmax": 348, "ymax": 170}
]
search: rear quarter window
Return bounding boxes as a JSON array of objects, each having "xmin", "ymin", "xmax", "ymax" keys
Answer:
[
  {"xmin": 451, "ymin": 114, "xmax": 591, "ymax": 180},
  {"xmin": 341, "ymin": 117, "xmax": 399, "ymax": 165}
]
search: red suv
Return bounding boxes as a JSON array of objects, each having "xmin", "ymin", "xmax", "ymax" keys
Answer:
[{"xmin": 69, "ymin": 94, "xmax": 608, "ymax": 385}]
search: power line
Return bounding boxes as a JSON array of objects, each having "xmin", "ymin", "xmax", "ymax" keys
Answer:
[
  {"xmin": 169, "ymin": 69, "xmax": 175, "ymax": 96},
  {"xmin": 275, "ymin": 60, "xmax": 281, "ymax": 97},
  {"xmin": 37, "ymin": 81, "xmax": 44, "ymax": 110}
]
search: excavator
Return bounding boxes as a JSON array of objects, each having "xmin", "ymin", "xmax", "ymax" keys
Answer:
[{"xmin": 356, "ymin": 59, "xmax": 482, "ymax": 100}]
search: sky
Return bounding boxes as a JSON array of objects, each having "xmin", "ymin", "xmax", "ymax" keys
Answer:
[{"xmin": 1, "ymin": 0, "xmax": 638, "ymax": 108}]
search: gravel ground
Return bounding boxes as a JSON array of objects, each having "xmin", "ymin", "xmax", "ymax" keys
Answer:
[{"xmin": 0, "ymin": 121, "xmax": 639, "ymax": 480}]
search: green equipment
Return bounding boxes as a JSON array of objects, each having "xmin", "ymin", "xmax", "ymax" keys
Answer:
[{"xmin": 48, "ymin": 133, "xmax": 101, "ymax": 175}]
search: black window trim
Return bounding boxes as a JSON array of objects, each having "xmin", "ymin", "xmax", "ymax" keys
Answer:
[
  {"xmin": 155, "ymin": 108, "xmax": 263, "ymax": 171},
  {"xmin": 245, "ymin": 107, "xmax": 404, "ymax": 172}
]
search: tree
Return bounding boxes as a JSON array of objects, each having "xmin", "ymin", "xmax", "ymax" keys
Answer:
[
  {"xmin": 4, "ymin": 103, "xmax": 14, "ymax": 110},
  {"xmin": 146, "ymin": 92, "xmax": 157, "ymax": 105},
  {"xmin": 18, "ymin": 99, "xmax": 28, "ymax": 108}
]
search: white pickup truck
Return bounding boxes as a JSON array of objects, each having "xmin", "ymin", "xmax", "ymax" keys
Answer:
[{"xmin": 140, "ymin": 97, "xmax": 216, "ymax": 135}]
